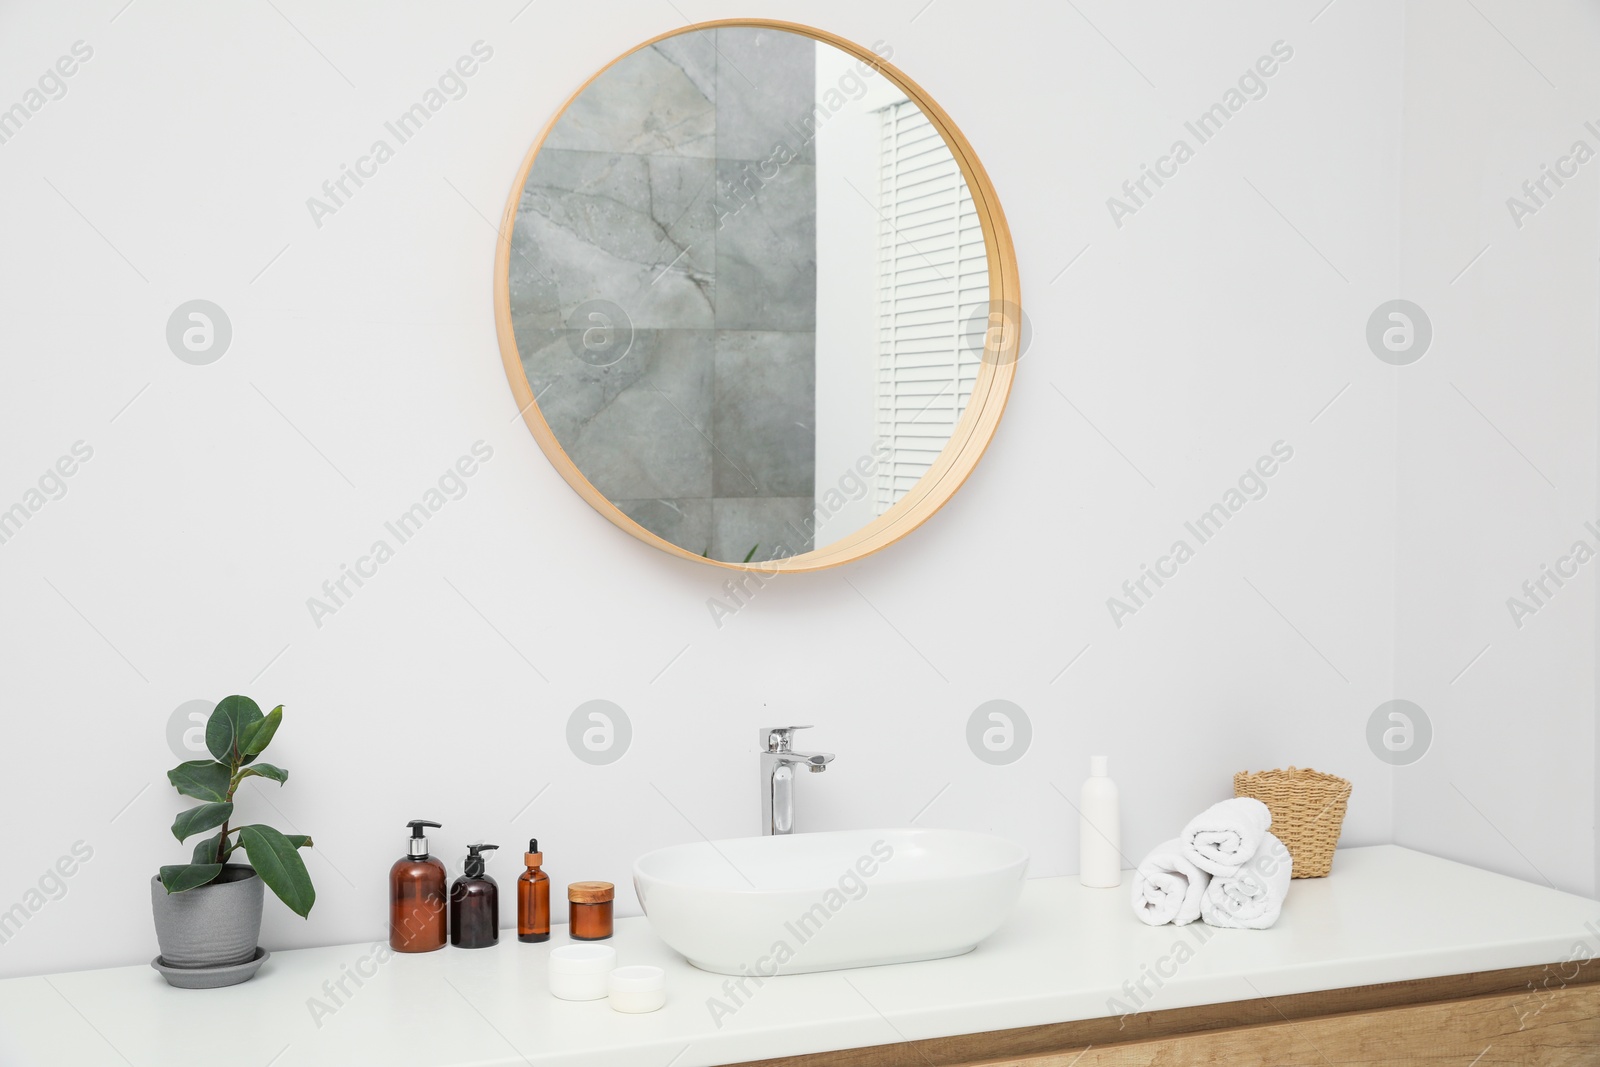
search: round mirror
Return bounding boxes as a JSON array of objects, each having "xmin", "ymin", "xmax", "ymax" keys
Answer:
[{"xmin": 494, "ymin": 20, "xmax": 1019, "ymax": 571}]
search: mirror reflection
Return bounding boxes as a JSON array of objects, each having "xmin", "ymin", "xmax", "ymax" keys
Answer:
[{"xmin": 507, "ymin": 26, "xmax": 991, "ymax": 563}]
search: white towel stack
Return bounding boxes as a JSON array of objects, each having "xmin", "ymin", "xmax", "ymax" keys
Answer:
[{"xmin": 1130, "ymin": 797, "xmax": 1293, "ymax": 930}]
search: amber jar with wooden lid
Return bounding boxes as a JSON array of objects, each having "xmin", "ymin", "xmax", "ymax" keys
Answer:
[{"xmin": 567, "ymin": 881, "xmax": 614, "ymax": 940}]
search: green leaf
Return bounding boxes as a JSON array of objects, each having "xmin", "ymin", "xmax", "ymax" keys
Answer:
[
  {"xmin": 192, "ymin": 832, "xmax": 225, "ymax": 865},
  {"xmin": 207, "ymin": 695, "xmax": 263, "ymax": 762},
  {"xmin": 167, "ymin": 760, "xmax": 231, "ymax": 802},
  {"xmin": 237, "ymin": 763, "xmax": 287, "ymax": 785},
  {"xmin": 743, "ymin": 543, "xmax": 760, "ymax": 564},
  {"xmin": 159, "ymin": 863, "xmax": 223, "ymax": 893},
  {"xmin": 171, "ymin": 802, "xmax": 233, "ymax": 842},
  {"xmin": 237, "ymin": 825, "xmax": 316, "ymax": 918},
  {"xmin": 285, "ymin": 835, "xmax": 312, "ymax": 849},
  {"xmin": 239, "ymin": 706, "xmax": 282, "ymax": 757}
]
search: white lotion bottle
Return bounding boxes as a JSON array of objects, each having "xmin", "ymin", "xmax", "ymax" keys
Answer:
[{"xmin": 1079, "ymin": 755, "xmax": 1122, "ymax": 888}]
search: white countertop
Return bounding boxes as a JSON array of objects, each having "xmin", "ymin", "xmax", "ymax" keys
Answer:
[{"xmin": 2, "ymin": 845, "xmax": 1596, "ymax": 1067}]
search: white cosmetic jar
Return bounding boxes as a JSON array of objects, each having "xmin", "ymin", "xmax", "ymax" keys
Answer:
[
  {"xmin": 607, "ymin": 965, "xmax": 666, "ymax": 1013},
  {"xmin": 548, "ymin": 944, "xmax": 617, "ymax": 1001}
]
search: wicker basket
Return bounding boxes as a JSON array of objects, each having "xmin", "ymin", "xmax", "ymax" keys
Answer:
[{"xmin": 1233, "ymin": 766, "xmax": 1352, "ymax": 878}]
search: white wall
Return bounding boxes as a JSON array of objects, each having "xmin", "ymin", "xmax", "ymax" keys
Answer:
[
  {"xmin": 0, "ymin": 0, "xmax": 1425, "ymax": 981},
  {"xmin": 1392, "ymin": 0, "xmax": 1600, "ymax": 896}
]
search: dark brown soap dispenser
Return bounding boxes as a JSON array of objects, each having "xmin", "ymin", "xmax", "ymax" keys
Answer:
[
  {"xmin": 450, "ymin": 843, "xmax": 500, "ymax": 949},
  {"xmin": 389, "ymin": 819, "xmax": 447, "ymax": 953}
]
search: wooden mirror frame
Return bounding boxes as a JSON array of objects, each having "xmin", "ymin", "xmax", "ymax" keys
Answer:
[{"xmin": 494, "ymin": 18, "xmax": 1020, "ymax": 573}]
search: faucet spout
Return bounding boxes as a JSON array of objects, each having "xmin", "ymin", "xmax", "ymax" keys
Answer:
[{"xmin": 779, "ymin": 751, "xmax": 833, "ymax": 771}]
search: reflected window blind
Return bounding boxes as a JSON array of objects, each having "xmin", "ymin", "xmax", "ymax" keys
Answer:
[{"xmin": 874, "ymin": 100, "xmax": 989, "ymax": 516}]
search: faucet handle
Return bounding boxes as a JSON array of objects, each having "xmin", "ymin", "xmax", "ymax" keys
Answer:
[{"xmin": 761, "ymin": 725, "xmax": 814, "ymax": 751}]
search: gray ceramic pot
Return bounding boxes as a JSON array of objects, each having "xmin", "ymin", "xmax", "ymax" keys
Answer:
[{"xmin": 150, "ymin": 865, "xmax": 263, "ymax": 968}]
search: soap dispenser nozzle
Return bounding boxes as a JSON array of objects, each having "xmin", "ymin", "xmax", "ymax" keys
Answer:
[
  {"xmin": 406, "ymin": 819, "xmax": 442, "ymax": 858},
  {"xmin": 464, "ymin": 843, "xmax": 499, "ymax": 878}
]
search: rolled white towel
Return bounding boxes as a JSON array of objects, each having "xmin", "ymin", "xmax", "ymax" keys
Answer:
[
  {"xmin": 1130, "ymin": 839, "xmax": 1211, "ymax": 926},
  {"xmin": 1200, "ymin": 832, "xmax": 1293, "ymax": 930},
  {"xmin": 1180, "ymin": 797, "xmax": 1272, "ymax": 877}
]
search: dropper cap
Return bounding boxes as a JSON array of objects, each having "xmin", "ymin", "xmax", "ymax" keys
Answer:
[
  {"xmin": 524, "ymin": 838, "xmax": 543, "ymax": 866},
  {"xmin": 406, "ymin": 819, "xmax": 441, "ymax": 858},
  {"xmin": 1089, "ymin": 755, "xmax": 1109, "ymax": 777}
]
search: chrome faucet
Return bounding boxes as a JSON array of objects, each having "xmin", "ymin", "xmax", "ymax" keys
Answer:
[{"xmin": 760, "ymin": 726, "xmax": 833, "ymax": 835}]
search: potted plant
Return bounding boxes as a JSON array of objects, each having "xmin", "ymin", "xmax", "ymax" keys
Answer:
[{"xmin": 151, "ymin": 695, "xmax": 315, "ymax": 987}]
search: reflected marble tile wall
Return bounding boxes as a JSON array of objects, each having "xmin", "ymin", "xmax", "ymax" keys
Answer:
[
  {"xmin": 544, "ymin": 33, "xmax": 717, "ymax": 158},
  {"xmin": 511, "ymin": 27, "xmax": 818, "ymax": 563},
  {"xmin": 713, "ymin": 330, "xmax": 815, "ymax": 499}
]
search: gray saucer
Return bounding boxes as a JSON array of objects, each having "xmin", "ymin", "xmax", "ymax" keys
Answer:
[{"xmin": 151, "ymin": 947, "xmax": 269, "ymax": 989}]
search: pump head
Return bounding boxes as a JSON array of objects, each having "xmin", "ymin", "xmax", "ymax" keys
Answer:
[
  {"xmin": 463, "ymin": 843, "xmax": 499, "ymax": 878},
  {"xmin": 406, "ymin": 819, "xmax": 441, "ymax": 858}
]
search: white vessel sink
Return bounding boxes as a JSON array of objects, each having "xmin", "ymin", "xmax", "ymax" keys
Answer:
[{"xmin": 633, "ymin": 828, "xmax": 1028, "ymax": 975}]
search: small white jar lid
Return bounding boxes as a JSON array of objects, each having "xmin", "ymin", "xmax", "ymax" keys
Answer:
[
  {"xmin": 607, "ymin": 965, "xmax": 664, "ymax": 993},
  {"xmin": 548, "ymin": 944, "xmax": 616, "ymax": 975}
]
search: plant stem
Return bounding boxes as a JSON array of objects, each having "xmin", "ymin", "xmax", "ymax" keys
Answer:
[{"xmin": 217, "ymin": 742, "xmax": 241, "ymax": 865}]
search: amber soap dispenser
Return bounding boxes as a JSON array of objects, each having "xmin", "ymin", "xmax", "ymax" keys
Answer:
[
  {"xmin": 517, "ymin": 839, "xmax": 550, "ymax": 943},
  {"xmin": 389, "ymin": 819, "xmax": 447, "ymax": 953},
  {"xmin": 450, "ymin": 844, "xmax": 500, "ymax": 949}
]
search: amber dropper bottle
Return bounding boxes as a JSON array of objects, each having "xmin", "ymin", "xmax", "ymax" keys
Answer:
[{"xmin": 517, "ymin": 838, "xmax": 550, "ymax": 943}]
